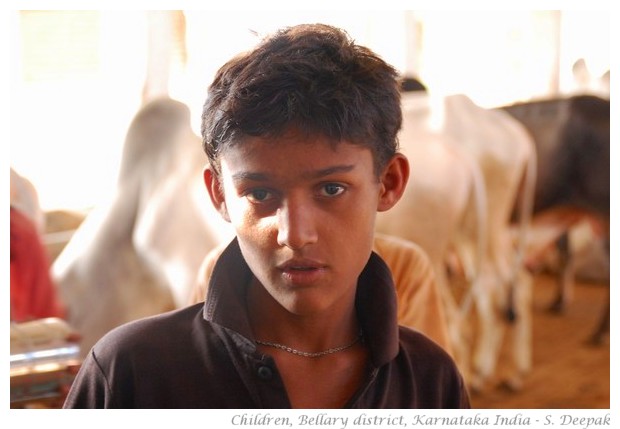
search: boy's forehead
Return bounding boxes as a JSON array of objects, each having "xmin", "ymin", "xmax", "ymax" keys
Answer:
[
  {"xmin": 219, "ymin": 134, "xmax": 375, "ymax": 179},
  {"xmin": 225, "ymin": 131, "xmax": 362, "ymax": 158}
]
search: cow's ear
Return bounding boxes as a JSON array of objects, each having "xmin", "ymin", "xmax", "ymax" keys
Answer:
[
  {"xmin": 203, "ymin": 167, "xmax": 231, "ymax": 222},
  {"xmin": 377, "ymin": 153, "xmax": 409, "ymax": 212}
]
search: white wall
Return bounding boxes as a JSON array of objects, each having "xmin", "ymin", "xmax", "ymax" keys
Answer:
[{"xmin": 9, "ymin": 10, "xmax": 610, "ymax": 212}]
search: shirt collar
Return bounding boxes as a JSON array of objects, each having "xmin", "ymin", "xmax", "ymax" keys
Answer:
[{"xmin": 203, "ymin": 238, "xmax": 400, "ymax": 367}]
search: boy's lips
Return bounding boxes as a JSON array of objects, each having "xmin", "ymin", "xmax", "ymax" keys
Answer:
[
  {"xmin": 277, "ymin": 258, "xmax": 327, "ymax": 283},
  {"xmin": 278, "ymin": 258, "xmax": 325, "ymax": 271}
]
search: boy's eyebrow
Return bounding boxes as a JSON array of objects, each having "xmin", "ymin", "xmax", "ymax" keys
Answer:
[
  {"xmin": 308, "ymin": 164, "xmax": 356, "ymax": 179},
  {"xmin": 231, "ymin": 172, "xmax": 269, "ymax": 183},
  {"xmin": 232, "ymin": 164, "xmax": 356, "ymax": 184}
]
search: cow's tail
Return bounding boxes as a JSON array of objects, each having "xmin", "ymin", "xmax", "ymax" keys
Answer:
[{"xmin": 457, "ymin": 151, "xmax": 488, "ymax": 319}]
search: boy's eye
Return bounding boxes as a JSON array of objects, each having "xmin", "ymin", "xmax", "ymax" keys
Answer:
[
  {"xmin": 321, "ymin": 183, "xmax": 345, "ymax": 197},
  {"xmin": 246, "ymin": 189, "xmax": 272, "ymax": 203}
]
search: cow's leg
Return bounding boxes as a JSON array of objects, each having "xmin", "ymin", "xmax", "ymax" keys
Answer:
[
  {"xmin": 435, "ymin": 262, "xmax": 472, "ymax": 384},
  {"xmin": 470, "ymin": 271, "xmax": 504, "ymax": 392},
  {"xmin": 589, "ymin": 287, "xmax": 610, "ymax": 345},
  {"xmin": 503, "ymin": 270, "xmax": 533, "ymax": 391},
  {"xmin": 589, "ymin": 236, "xmax": 610, "ymax": 344},
  {"xmin": 550, "ymin": 232, "xmax": 575, "ymax": 313}
]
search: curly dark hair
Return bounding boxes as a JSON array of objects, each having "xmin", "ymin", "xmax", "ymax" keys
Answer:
[{"xmin": 201, "ymin": 23, "xmax": 402, "ymax": 177}]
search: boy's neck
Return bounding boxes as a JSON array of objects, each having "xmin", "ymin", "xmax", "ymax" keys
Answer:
[{"xmin": 245, "ymin": 276, "xmax": 361, "ymax": 352}]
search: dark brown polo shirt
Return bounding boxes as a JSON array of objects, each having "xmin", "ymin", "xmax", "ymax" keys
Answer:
[{"xmin": 63, "ymin": 238, "xmax": 470, "ymax": 408}]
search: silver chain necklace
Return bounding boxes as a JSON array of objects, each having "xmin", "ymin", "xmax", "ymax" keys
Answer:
[{"xmin": 256, "ymin": 331, "xmax": 363, "ymax": 358}]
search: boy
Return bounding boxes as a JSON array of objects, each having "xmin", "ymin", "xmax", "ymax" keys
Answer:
[{"xmin": 64, "ymin": 23, "xmax": 470, "ymax": 408}]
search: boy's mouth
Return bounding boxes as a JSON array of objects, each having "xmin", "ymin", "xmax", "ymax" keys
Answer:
[{"xmin": 277, "ymin": 258, "xmax": 326, "ymax": 283}]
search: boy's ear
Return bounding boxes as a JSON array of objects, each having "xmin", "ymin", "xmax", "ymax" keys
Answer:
[
  {"xmin": 203, "ymin": 167, "xmax": 231, "ymax": 222},
  {"xmin": 377, "ymin": 153, "xmax": 409, "ymax": 212}
]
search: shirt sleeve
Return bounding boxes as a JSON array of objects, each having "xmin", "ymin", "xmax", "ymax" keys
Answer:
[{"xmin": 63, "ymin": 349, "xmax": 112, "ymax": 408}]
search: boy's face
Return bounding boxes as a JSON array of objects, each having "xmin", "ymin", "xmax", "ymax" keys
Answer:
[{"xmin": 205, "ymin": 129, "xmax": 407, "ymax": 317}]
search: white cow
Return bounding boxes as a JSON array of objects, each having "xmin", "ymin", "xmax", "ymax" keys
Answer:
[
  {"xmin": 376, "ymin": 88, "xmax": 537, "ymax": 391},
  {"xmin": 375, "ymin": 92, "xmax": 488, "ymax": 384},
  {"xmin": 53, "ymin": 97, "xmax": 233, "ymax": 356},
  {"xmin": 442, "ymin": 93, "xmax": 537, "ymax": 391}
]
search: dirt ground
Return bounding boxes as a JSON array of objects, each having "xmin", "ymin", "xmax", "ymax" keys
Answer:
[{"xmin": 468, "ymin": 273, "xmax": 610, "ymax": 409}]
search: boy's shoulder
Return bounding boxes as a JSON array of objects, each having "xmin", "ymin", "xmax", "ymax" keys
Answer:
[
  {"xmin": 92, "ymin": 303, "xmax": 205, "ymax": 356},
  {"xmin": 397, "ymin": 325, "xmax": 456, "ymax": 366},
  {"xmin": 396, "ymin": 326, "xmax": 468, "ymax": 398}
]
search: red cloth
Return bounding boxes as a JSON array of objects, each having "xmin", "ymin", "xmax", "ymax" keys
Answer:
[{"xmin": 10, "ymin": 206, "xmax": 65, "ymax": 322}]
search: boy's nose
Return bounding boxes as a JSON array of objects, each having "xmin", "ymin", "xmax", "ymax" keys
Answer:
[{"xmin": 276, "ymin": 198, "xmax": 318, "ymax": 250}]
